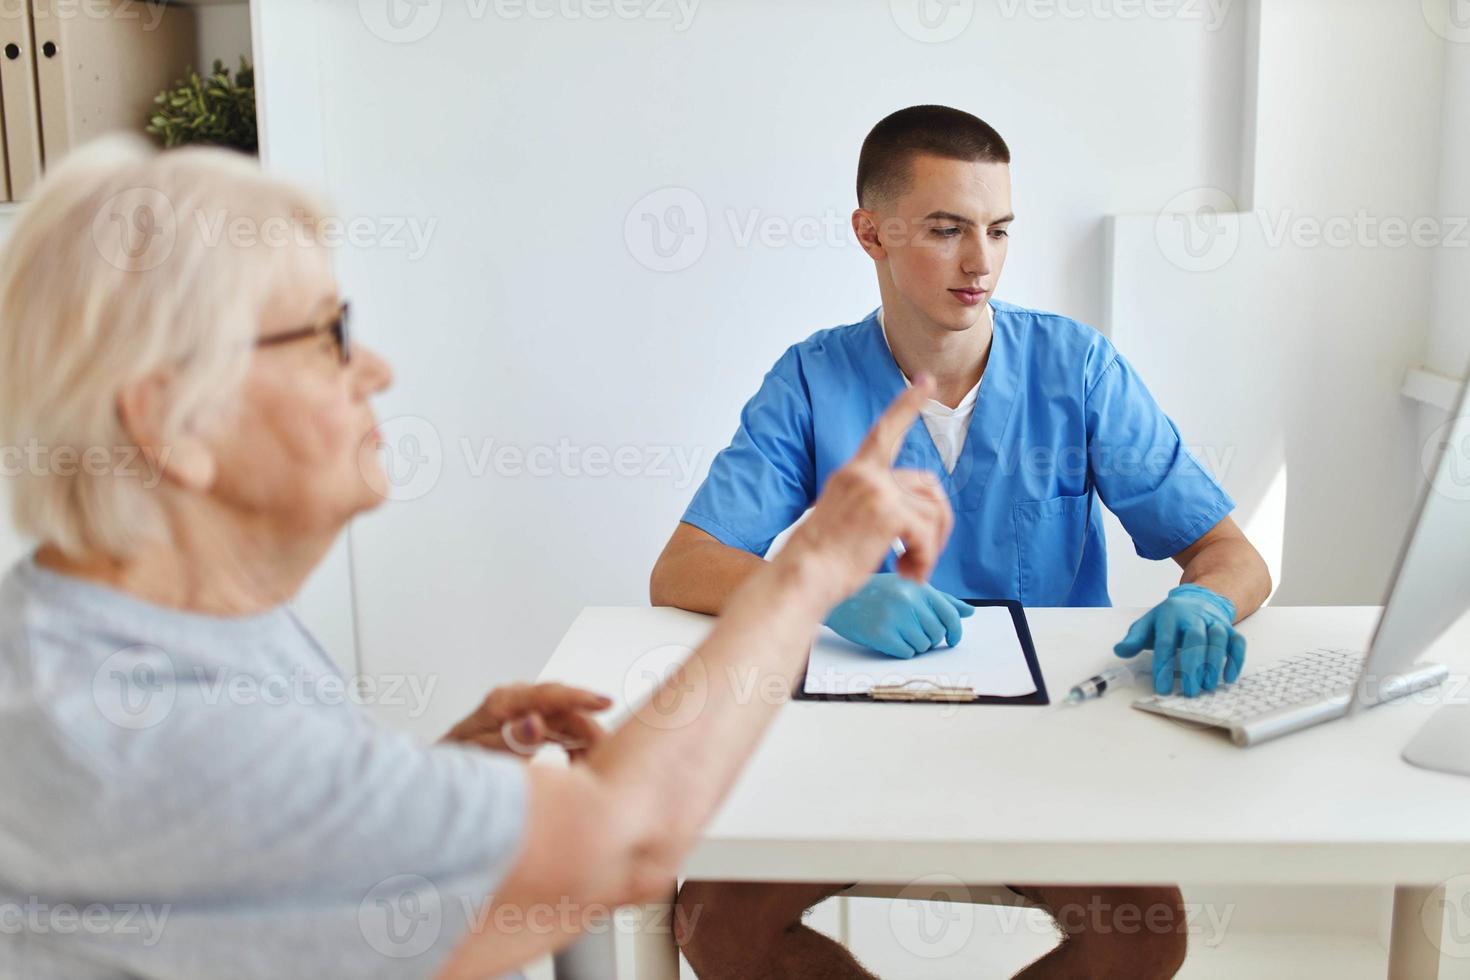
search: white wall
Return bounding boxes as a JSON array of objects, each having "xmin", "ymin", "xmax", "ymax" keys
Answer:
[
  {"xmin": 1426, "ymin": 5, "xmax": 1470, "ymax": 385},
  {"xmin": 1107, "ymin": 0, "xmax": 1448, "ymax": 607},
  {"xmin": 195, "ymin": 3, "xmax": 253, "ymax": 70},
  {"xmin": 271, "ymin": 0, "xmax": 1251, "ymax": 735}
]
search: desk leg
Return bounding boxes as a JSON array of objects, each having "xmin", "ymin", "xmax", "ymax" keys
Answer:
[
  {"xmin": 1389, "ymin": 884, "xmax": 1446, "ymax": 980},
  {"xmin": 609, "ymin": 896, "xmax": 680, "ymax": 980}
]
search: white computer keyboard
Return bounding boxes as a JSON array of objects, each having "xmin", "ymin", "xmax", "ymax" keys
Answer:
[
  {"xmin": 1134, "ymin": 648, "xmax": 1450, "ymax": 746},
  {"xmin": 1133, "ymin": 648, "xmax": 1368, "ymax": 746},
  {"xmin": 1142, "ymin": 647, "xmax": 1363, "ymax": 720}
]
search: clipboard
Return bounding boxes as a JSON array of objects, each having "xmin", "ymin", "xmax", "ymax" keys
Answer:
[{"xmin": 793, "ymin": 598, "xmax": 1049, "ymax": 706}]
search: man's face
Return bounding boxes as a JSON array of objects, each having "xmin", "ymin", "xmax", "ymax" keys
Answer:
[{"xmin": 856, "ymin": 154, "xmax": 1013, "ymax": 333}]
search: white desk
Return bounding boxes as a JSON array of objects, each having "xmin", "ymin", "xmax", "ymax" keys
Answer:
[{"xmin": 538, "ymin": 605, "xmax": 1470, "ymax": 978}]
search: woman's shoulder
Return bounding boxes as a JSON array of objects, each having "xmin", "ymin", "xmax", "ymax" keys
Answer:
[{"xmin": 0, "ymin": 553, "xmax": 308, "ymax": 700}]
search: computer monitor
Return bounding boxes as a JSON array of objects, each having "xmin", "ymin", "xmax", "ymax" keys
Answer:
[
  {"xmin": 1354, "ymin": 368, "xmax": 1470, "ymax": 705},
  {"xmin": 1356, "ymin": 364, "xmax": 1470, "ymax": 775}
]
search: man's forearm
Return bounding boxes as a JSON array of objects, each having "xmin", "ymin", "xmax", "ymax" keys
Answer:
[
  {"xmin": 1181, "ymin": 539, "xmax": 1272, "ymax": 621},
  {"xmin": 649, "ymin": 527, "xmax": 768, "ymax": 614}
]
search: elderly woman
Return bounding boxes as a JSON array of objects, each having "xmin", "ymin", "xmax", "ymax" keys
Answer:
[{"xmin": 0, "ymin": 138, "xmax": 952, "ymax": 979}]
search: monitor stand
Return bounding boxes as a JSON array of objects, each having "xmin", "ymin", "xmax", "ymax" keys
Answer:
[{"xmin": 1403, "ymin": 702, "xmax": 1470, "ymax": 776}]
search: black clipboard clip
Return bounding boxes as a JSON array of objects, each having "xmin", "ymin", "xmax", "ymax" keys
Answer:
[{"xmin": 868, "ymin": 678, "xmax": 980, "ymax": 702}]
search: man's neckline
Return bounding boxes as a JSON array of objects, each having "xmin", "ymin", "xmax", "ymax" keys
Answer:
[{"xmin": 876, "ymin": 304, "xmax": 992, "ymax": 411}]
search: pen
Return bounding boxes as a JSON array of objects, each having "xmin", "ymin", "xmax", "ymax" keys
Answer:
[{"xmin": 1065, "ymin": 663, "xmax": 1144, "ymax": 704}]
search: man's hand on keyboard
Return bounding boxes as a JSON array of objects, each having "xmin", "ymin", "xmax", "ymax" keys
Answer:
[{"xmin": 1113, "ymin": 584, "xmax": 1246, "ymax": 696}]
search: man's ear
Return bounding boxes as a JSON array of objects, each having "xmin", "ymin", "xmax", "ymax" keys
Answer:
[
  {"xmin": 852, "ymin": 208, "xmax": 887, "ymax": 260},
  {"xmin": 116, "ymin": 371, "xmax": 217, "ymax": 492}
]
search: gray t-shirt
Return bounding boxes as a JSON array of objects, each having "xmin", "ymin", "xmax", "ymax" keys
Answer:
[{"xmin": 0, "ymin": 554, "xmax": 528, "ymax": 979}]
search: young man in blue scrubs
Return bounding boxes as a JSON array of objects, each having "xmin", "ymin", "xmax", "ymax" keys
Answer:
[{"xmin": 651, "ymin": 106, "xmax": 1272, "ymax": 978}]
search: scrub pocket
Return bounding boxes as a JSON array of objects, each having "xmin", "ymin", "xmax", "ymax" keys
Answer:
[{"xmin": 1013, "ymin": 492, "xmax": 1091, "ymax": 606}]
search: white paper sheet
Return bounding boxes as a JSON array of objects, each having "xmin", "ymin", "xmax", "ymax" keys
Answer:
[{"xmin": 802, "ymin": 605, "xmax": 1038, "ymax": 698}]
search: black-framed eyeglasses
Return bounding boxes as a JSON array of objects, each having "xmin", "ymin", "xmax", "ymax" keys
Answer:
[{"xmin": 255, "ymin": 301, "xmax": 352, "ymax": 365}]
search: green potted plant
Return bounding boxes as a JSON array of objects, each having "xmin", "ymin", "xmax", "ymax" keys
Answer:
[{"xmin": 147, "ymin": 57, "xmax": 257, "ymax": 154}]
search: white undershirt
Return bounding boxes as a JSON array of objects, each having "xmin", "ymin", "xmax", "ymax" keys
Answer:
[{"xmin": 876, "ymin": 306, "xmax": 991, "ymax": 473}]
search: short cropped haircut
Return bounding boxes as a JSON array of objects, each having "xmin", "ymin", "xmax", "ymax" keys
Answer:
[
  {"xmin": 856, "ymin": 105, "xmax": 1011, "ymax": 206},
  {"xmin": 0, "ymin": 136, "xmax": 327, "ymax": 559}
]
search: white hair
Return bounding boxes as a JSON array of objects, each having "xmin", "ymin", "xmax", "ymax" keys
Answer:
[{"xmin": 0, "ymin": 135, "xmax": 328, "ymax": 559}]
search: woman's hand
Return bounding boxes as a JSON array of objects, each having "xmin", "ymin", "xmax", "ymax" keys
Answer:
[
  {"xmin": 777, "ymin": 376, "xmax": 955, "ymax": 614},
  {"xmin": 443, "ymin": 683, "xmax": 612, "ymax": 760}
]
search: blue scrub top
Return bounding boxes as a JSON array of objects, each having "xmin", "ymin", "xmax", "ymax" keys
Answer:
[{"xmin": 681, "ymin": 300, "xmax": 1234, "ymax": 607}]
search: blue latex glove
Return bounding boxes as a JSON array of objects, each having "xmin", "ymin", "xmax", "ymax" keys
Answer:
[
  {"xmin": 825, "ymin": 573, "xmax": 975, "ymax": 659},
  {"xmin": 1113, "ymin": 584, "xmax": 1246, "ymax": 697}
]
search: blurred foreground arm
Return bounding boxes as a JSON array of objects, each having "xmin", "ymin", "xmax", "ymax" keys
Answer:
[{"xmin": 436, "ymin": 377, "xmax": 953, "ymax": 978}]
